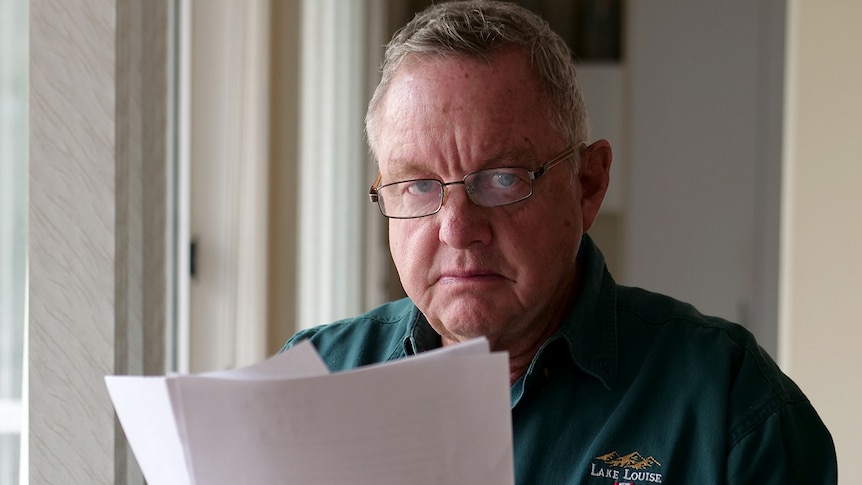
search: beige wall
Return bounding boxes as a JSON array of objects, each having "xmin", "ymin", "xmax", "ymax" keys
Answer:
[{"xmin": 781, "ymin": 0, "xmax": 862, "ymax": 474}]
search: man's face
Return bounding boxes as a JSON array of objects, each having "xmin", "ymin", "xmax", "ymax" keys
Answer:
[{"xmin": 373, "ymin": 48, "xmax": 592, "ymax": 350}]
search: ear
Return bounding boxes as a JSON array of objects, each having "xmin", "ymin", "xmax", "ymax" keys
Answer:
[{"xmin": 578, "ymin": 139, "xmax": 612, "ymax": 232}]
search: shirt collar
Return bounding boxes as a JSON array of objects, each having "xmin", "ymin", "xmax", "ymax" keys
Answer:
[
  {"xmin": 553, "ymin": 234, "xmax": 618, "ymax": 389},
  {"xmin": 403, "ymin": 310, "xmax": 441, "ymax": 356},
  {"xmin": 401, "ymin": 234, "xmax": 618, "ymax": 388}
]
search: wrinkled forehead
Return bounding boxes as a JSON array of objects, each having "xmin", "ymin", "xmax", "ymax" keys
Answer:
[
  {"xmin": 367, "ymin": 47, "xmax": 555, "ymax": 158},
  {"xmin": 369, "ymin": 51, "xmax": 566, "ymax": 184},
  {"xmin": 367, "ymin": 49, "xmax": 556, "ymax": 160}
]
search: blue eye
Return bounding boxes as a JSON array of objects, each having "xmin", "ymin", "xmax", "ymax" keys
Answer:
[
  {"xmin": 473, "ymin": 169, "xmax": 528, "ymax": 191},
  {"xmin": 492, "ymin": 172, "xmax": 519, "ymax": 188},
  {"xmin": 405, "ymin": 180, "xmax": 439, "ymax": 196}
]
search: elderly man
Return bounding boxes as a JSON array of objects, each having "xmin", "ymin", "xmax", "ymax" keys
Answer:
[{"xmin": 285, "ymin": 1, "xmax": 836, "ymax": 482}]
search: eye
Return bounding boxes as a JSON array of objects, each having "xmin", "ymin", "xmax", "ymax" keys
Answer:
[
  {"xmin": 491, "ymin": 171, "xmax": 519, "ymax": 188},
  {"xmin": 473, "ymin": 169, "xmax": 529, "ymax": 191},
  {"xmin": 404, "ymin": 179, "xmax": 439, "ymax": 196}
]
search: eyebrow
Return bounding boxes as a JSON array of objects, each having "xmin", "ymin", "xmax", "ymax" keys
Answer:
[{"xmin": 382, "ymin": 145, "xmax": 538, "ymax": 181}]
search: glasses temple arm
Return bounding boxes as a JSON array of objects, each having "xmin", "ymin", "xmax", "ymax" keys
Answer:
[{"xmin": 368, "ymin": 172, "xmax": 382, "ymax": 202}]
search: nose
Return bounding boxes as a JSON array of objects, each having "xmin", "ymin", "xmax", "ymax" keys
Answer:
[{"xmin": 437, "ymin": 184, "xmax": 492, "ymax": 249}]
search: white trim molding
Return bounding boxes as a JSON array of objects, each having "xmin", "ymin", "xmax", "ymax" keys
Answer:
[
  {"xmin": 298, "ymin": 0, "xmax": 369, "ymax": 330},
  {"xmin": 187, "ymin": 0, "xmax": 271, "ymax": 372}
]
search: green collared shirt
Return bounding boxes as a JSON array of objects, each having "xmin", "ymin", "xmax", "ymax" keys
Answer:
[{"xmin": 284, "ymin": 236, "xmax": 837, "ymax": 484}]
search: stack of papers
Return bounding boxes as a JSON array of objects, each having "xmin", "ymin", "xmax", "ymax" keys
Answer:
[{"xmin": 106, "ymin": 338, "xmax": 514, "ymax": 485}]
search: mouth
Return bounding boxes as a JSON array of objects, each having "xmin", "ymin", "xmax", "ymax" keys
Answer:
[{"xmin": 437, "ymin": 270, "xmax": 507, "ymax": 285}]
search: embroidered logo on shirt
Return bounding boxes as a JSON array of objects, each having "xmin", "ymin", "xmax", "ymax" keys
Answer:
[{"xmin": 588, "ymin": 451, "xmax": 664, "ymax": 483}]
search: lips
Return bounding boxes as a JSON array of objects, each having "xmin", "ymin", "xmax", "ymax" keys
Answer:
[
  {"xmin": 443, "ymin": 269, "xmax": 494, "ymax": 277},
  {"xmin": 436, "ymin": 268, "xmax": 508, "ymax": 284},
  {"xmin": 432, "ymin": 253, "xmax": 511, "ymax": 284}
]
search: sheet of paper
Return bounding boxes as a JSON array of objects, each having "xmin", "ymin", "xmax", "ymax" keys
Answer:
[
  {"xmin": 105, "ymin": 375, "xmax": 191, "ymax": 485},
  {"xmin": 108, "ymin": 337, "xmax": 514, "ymax": 485},
  {"xmin": 173, "ymin": 351, "xmax": 512, "ymax": 485},
  {"xmin": 201, "ymin": 339, "xmax": 329, "ymax": 380},
  {"xmin": 106, "ymin": 340, "xmax": 329, "ymax": 485}
]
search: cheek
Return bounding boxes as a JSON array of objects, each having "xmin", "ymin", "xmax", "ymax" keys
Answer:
[
  {"xmin": 389, "ymin": 221, "xmax": 433, "ymax": 281},
  {"xmin": 523, "ymin": 219, "xmax": 578, "ymax": 266},
  {"xmin": 388, "ymin": 224, "xmax": 407, "ymax": 270},
  {"xmin": 558, "ymin": 216, "xmax": 582, "ymax": 264},
  {"xmin": 524, "ymin": 197, "xmax": 582, "ymax": 267}
]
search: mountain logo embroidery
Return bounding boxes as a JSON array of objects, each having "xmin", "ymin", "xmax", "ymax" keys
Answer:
[{"xmin": 588, "ymin": 450, "xmax": 664, "ymax": 483}]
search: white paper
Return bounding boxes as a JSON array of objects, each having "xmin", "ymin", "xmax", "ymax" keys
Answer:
[
  {"xmin": 106, "ymin": 337, "xmax": 514, "ymax": 485},
  {"xmin": 105, "ymin": 376, "xmax": 191, "ymax": 485},
  {"xmin": 199, "ymin": 339, "xmax": 329, "ymax": 381}
]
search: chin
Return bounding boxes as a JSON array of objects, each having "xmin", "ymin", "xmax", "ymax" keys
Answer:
[{"xmin": 437, "ymin": 313, "xmax": 502, "ymax": 341}]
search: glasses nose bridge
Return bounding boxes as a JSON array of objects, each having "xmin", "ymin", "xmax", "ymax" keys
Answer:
[{"xmin": 439, "ymin": 179, "xmax": 476, "ymax": 207}]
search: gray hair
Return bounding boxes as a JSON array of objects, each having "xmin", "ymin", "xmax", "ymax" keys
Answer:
[{"xmin": 365, "ymin": 0, "xmax": 590, "ymax": 158}]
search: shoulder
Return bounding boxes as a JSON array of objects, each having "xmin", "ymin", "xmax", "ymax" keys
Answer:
[
  {"xmin": 615, "ymin": 285, "xmax": 836, "ymax": 477},
  {"xmin": 615, "ymin": 285, "xmax": 768, "ymax": 364},
  {"xmin": 282, "ymin": 298, "xmax": 418, "ymax": 371},
  {"xmin": 615, "ymin": 285, "xmax": 811, "ymax": 431},
  {"xmin": 615, "ymin": 285, "xmax": 794, "ymax": 400}
]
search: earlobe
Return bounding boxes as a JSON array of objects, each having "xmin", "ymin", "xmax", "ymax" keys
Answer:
[{"xmin": 579, "ymin": 140, "xmax": 613, "ymax": 232}]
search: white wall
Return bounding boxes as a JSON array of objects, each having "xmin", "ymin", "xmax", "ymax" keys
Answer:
[
  {"xmin": 622, "ymin": 0, "xmax": 785, "ymax": 356},
  {"xmin": 781, "ymin": 0, "xmax": 862, "ymax": 474},
  {"xmin": 619, "ymin": 0, "xmax": 859, "ymax": 472},
  {"xmin": 29, "ymin": 0, "xmax": 170, "ymax": 482}
]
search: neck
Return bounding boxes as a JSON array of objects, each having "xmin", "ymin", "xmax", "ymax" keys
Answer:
[
  {"xmin": 504, "ymin": 318, "xmax": 563, "ymax": 384},
  {"xmin": 505, "ymin": 264, "xmax": 582, "ymax": 384},
  {"xmin": 439, "ymin": 259, "xmax": 583, "ymax": 386},
  {"xmin": 440, "ymin": 296, "xmax": 573, "ymax": 386}
]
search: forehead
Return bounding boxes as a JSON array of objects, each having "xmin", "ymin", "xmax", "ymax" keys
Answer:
[{"xmin": 372, "ymin": 48, "xmax": 561, "ymax": 174}]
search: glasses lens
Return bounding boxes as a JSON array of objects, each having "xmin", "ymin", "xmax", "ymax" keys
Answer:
[
  {"xmin": 376, "ymin": 179, "xmax": 443, "ymax": 218},
  {"xmin": 466, "ymin": 168, "xmax": 533, "ymax": 207}
]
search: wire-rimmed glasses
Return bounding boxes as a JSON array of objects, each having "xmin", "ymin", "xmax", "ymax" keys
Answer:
[{"xmin": 368, "ymin": 142, "xmax": 586, "ymax": 219}]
